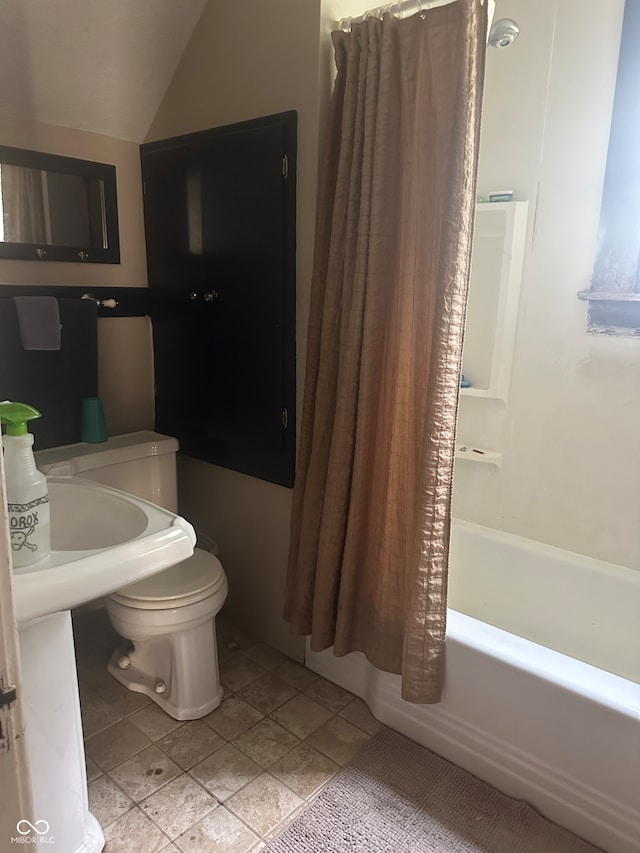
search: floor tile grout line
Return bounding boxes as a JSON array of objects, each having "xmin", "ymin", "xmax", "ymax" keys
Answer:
[
  {"xmin": 263, "ymin": 799, "xmax": 310, "ymax": 843},
  {"xmin": 223, "ymin": 798, "xmax": 282, "ymax": 845},
  {"xmin": 88, "ymin": 772, "xmax": 138, "ymax": 830},
  {"xmin": 150, "ymin": 758, "xmax": 339, "ymax": 848},
  {"xmin": 82, "ymin": 701, "xmax": 376, "ymax": 786},
  {"xmin": 99, "ymin": 745, "xmax": 185, "ymax": 811},
  {"xmin": 222, "ymin": 770, "xmax": 309, "ymax": 841},
  {"xmin": 131, "ymin": 720, "xmax": 308, "ymax": 832},
  {"xmin": 85, "ymin": 688, "xmax": 374, "ymax": 809},
  {"xmin": 86, "ymin": 735, "xmax": 154, "ymax": 775},
  {"xmin": 151, "ymin": 711, "xmax": 348, "ymax": 839},
  {"xmin": 182, "ymin": 766, "xmax": 230, "ymax": 801},
  {"xmin": 85, "ymin": 684, "xmax": 379, "ymax": 746},
  {"xmin": 94, "ymin": 728, "xmax": 342, "ymax": 834},
  {"xmin": 78, "ymin": 624, "xmax": 379, "ymax": 847},
  {"xmin": 116, "ymin": 804, "xmax": 175, "ymax": 848},
  {"xmin": 85, "ymin": 712, "xmax": 188, "ymax": 766},
  {"xmin": 179, "ymin": 801, "xmax": 263, "ymax": 848},
  {"xmin": 214, "ymin": 685, "xmax": 304, "ymax": 719},
  {"xmin": 135, "ymin": 778, "xmax": 220, "ymax": 844}
]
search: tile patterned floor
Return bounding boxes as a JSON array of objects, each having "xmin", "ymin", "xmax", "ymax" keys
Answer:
[{"xmin": 74, "ymin": 614, "xmax": 380, "ymax": 853}]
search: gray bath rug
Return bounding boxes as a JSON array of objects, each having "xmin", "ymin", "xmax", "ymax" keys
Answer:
[{"xmin": 264, "ymin": 727, "xmax": 602, "ymax": 853}]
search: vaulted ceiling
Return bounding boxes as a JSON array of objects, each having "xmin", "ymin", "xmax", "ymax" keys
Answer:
[{"xmin": 0, "ymin": 0, "xmax": 208, "ymax": 142}]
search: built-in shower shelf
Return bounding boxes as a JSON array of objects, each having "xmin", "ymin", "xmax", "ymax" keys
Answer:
[
  {"xmin": 459, "ymin": 387, "xmax": 506, "ymax": 402},
  {"xmin": 455, "ymin": 444, "xmax": 502, "ymax": 469}
]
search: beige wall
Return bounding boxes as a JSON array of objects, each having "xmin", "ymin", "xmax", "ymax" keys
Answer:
[
  {"xmin": 454, "ymin": 0, "xmax": 640, "ymax": 569},
  {"xmin": 97, "ymin": 316, "xmax": 155, "ymax": 436},
  {"xmin": 0, "ymin": 115, "xmax": 148, "ymax": 287},
  {"xmin": 0, "ymin": 1, "xmax": 378, "ymax": 657},
  {"xmin": 5, "ymin": 0, "xmax": 633, "ymax": 656},
  {"xmin": 149, "ymin": 0, "xmax": 330, "ymax": 658},
  {"xmin": 149, "ymin": 0, "xmax": 373, "ymax": 656},
  {"xmin": 0, "ymin": 115, "xmax": 155, "ymax": 434}
]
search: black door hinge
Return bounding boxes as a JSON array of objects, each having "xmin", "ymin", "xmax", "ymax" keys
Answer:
[{"xmin": 0, "ymin": 682, "xmax": 17, "ymax": 710}]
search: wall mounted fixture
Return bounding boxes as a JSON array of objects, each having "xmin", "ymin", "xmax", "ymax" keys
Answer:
[
  {"xmin": 0, "ymin": 145, "xmax": 120, "ymax": 264},
  {"xmin": 488, "ymin": 18, "xmax": 520, "ymax": 48},
  {"xmin": 81, "ymin": 292, "xmax": 118, "ymax": 310}
]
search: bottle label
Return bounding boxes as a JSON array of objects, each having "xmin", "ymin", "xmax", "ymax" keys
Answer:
[{"xmin": 7, "ymin": 495, "xmax": 50, "ymax": 565}]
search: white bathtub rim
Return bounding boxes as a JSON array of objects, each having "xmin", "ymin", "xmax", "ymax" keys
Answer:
[
  {"xmin": 449, "ymin": 519, "xmax": 640, "ymax": 685},
  {"xmin": 453, "ymin": 516, "xmax": 640, "ymax": 581},
  {"xmin": 447, "ymin": 610, "xmax": 640, "ymax": 715},
  {"xmin": 306, "ymin": 640, "xmax": 640, "ymax": 853},
  {"xmin": 387, "ymin": 672, "xmax": 638, "ymax": 850}
]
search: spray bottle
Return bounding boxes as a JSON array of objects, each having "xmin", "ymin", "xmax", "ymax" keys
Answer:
[{"xmin": 0, "ymin": 401, "xmax": 50, "ymax": 569}]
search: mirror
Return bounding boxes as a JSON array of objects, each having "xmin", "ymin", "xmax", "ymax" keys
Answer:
[{"xmin": 0, "ymin": 145, "xmax": 120, "ymax": 264}]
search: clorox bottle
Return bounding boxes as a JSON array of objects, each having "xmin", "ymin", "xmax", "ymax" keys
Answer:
[{"xmin": 0, "ymin": 401, "xmax": 50, "ymax": 569}]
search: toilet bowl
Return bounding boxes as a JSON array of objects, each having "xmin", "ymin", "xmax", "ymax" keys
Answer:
[
  {"xmin": 35, "ymin": 431, "xmax": 229, "ymax": 721},
  {"xmin": 106, "ymin": 548, "xmax": 228, "ymax": 720}
]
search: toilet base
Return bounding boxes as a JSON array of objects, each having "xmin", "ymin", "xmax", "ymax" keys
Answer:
[
  {"xmin": 105, "ymin": 574, "xmax": 228, "ymax": 722},
  {"xmin": 107, "ymin": 646, "xmax": 224, "ymax": 720}
]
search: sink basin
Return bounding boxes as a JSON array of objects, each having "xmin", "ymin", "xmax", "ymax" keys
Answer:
[
  {"xmin": 50, "ymin": 479, "xmax": 149, "ymax": 550},
  {"xmin": 13, "ymin": 475, "xmax": 196, "ymax": 624}
]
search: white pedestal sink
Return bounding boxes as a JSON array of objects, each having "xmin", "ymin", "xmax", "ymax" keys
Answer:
[
  {"xmin": 14, "ymin": 476, "xmax": 196, "ymax": 623},
  {"xmin": 14, "ymin": 476, "xmax": 196, "ymax": 853}
]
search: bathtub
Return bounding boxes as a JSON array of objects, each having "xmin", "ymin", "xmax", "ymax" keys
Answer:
[{"xmin": 305, "ymin": 518, "xmax": 640, "ymax": 853}]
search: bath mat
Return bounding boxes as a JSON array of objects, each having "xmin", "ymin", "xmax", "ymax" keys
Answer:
[{"xmin": 264, "ymin": 727, "xmax": 602, "ymax": 853}]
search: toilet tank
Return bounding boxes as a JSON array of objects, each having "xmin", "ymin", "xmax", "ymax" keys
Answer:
[{"xmin": 35, "ymin": 431, "xmax": 180, "ymax": 512}]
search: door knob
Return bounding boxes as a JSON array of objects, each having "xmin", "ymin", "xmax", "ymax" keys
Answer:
[{"xmin": 188, "ymin": 291, "xmax": 218, "ymax": 301}]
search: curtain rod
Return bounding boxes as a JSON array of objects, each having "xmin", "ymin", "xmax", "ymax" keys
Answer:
[{"xmin": 335, "ymin": 0, "xmax": 495, "ymax": 32}]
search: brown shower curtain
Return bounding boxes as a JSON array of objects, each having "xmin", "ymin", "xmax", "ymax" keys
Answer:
[{"xmin": 285, "ymin": 0, "xmax": 487, "ymax": 703}]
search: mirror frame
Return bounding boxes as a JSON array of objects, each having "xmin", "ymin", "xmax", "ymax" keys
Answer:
[{"xmin": 0, "ymin": 145, "xmax": 120, "ymax": 264}]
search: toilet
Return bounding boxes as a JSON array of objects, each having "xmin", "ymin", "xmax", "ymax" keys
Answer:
[{"xmin": 36, "ymin": 430, "xmax": 228, "ymax": 721}]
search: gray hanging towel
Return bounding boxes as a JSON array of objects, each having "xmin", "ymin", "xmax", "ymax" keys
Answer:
[{"xmin": 13, "ymin": 296, "xmax": 61, "ymax": 350}]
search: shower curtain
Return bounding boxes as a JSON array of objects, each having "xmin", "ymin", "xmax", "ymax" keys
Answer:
[{"xmin": 285, "ymin": 0, "xmax": 487, "ymax": 703}]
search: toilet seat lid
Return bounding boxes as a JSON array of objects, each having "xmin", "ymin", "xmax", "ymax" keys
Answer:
[{"xmin": 112, "ymin": 549, "xmax": 225, "ymax": 605}]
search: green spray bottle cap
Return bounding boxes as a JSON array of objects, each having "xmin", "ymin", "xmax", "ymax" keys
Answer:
[{"xmin": 0, "ymin": 401, "xmax": 42, "ymax": 436}]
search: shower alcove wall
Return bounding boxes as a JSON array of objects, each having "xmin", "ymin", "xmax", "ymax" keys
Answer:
[{"xmin": 456, "ymin": 200, "xmax": 528, "ymax": 469}]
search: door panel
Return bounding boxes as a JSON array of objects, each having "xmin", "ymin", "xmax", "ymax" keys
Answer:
[
  {"xmin": 142, "ymin": 112, "xmax": 296, "ymax": 486},
  {"xmin": 0, "ymin": 382, "xmax": 33, "ymax": 843}
]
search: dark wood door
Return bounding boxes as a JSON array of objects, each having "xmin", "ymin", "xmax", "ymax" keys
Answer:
[{"xmin": 141, "ymin": 112, "xmax": 296, "ymax": 486}]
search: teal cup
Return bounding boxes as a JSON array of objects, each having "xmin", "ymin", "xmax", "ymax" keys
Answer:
[{"xmin": 81, "ymin": 397, "xmax": 108, "ymax": 443}]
